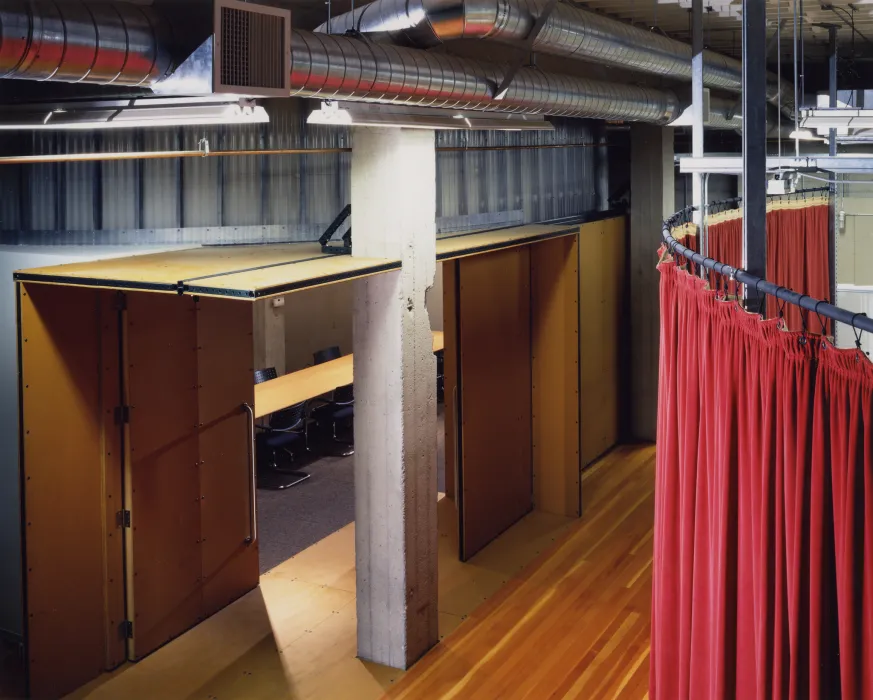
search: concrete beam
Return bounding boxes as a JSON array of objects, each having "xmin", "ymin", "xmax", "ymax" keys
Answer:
[
  {"xmin": 350, "ymin": 127, "xmax": 439, "ymax": 669},
  {"xmin": 630, "ymin": 124, "xmax": 674, "ymax": 442}
]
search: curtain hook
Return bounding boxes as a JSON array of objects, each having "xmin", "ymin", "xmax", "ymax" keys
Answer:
[
  {"xmin": 851, "ymin": 312, "xmax": 868, "ymax": 360},
  {"xmin": 775, "ymin": 287, "xmax": 787, "ymax": 319},
  {"xmin": 814, "ymin": 299, "xmax": 829, "ymax": 337},
  {"xmin": 797, "ymin": 295, "xmax": 809, "ymax": 343}
]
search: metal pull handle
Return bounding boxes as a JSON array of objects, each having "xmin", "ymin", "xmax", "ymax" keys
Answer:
[
  {"xmin": 242, "ymin": 403, "xmax": 257, "ymax": 545},
  {"xmin": 452, "ymin": 385, "xmax": 460, "ymax": 503}
]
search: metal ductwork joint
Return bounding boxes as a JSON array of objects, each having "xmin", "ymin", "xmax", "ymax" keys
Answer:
[
  {"xmin": 289, "ymin": 30, "xmax": 680, "ymax": 123},
  {"xmin": 318, "ymin": 0, "xmax": 795, "ymax": 117},
  {"xmin": 0, "ymin": 0, "xmax": 175, "ymax": 85}
]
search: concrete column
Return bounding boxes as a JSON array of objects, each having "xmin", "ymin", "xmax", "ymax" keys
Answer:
[
  {"xmin": 629, "ymin": 124, "xmax": 674, "ymax": 441},
  {"xmin": 350, "ymin": 127, "xmax": 438, "ymax": 669}
]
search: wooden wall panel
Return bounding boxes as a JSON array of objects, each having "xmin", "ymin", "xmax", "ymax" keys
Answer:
[
  {"xmin": 196, "ymin": 298, "xmax": 259, "ymax": 618},
  {"xmin": 531, "ymin": 236, "xmax": 581, "ymax": 517},
  {"xmin": 99, "ymin": 292, "xmax": 127, "ymax": 670},
  {"xmin": 458, "ymin": 247, "xmax": 533, "ymax": 561},
  {"xmin": 19, "ymin": 284, "xmax": 123, "ymax": 699},
  {"xmin": 579, "ymin": 217, "xmax": 627, "ymax": 467},
  {"xmin": 126, "ymin": 293, "xmax": 202, "ymax": 659},
  {"xmin": 442, "ymin": 261, "xmax": 458, "ymax": 502}
]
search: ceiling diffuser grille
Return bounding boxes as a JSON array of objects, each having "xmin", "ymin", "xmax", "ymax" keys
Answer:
[{"xmin": 214, "ymin": 0, "xmax": 290, "ymax": 96}]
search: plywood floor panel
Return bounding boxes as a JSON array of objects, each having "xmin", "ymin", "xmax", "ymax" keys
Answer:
[{"xmin": 65, "ymin": 445, "xmax": 654, "ymax": 700}]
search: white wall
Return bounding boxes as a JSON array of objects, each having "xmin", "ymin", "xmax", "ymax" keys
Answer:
[{"xmin": 834, "ymin": 175, "xmax": 873, "ymax": 286}]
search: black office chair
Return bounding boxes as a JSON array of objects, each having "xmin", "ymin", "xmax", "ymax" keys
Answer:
[
  {"xmin": 312, "ymin": 347, "xmax": 354, "ymax": 457},
  {"xmin": 254, "ymin": 367, "xmax": 311, "ymax": 489}
]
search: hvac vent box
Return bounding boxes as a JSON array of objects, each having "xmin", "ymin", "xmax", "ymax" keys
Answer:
[{"xmin": 214, "ymin": 0, "xmax": 291, "ymax": 97}]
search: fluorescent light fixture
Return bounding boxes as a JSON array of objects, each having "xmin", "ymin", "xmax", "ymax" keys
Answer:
[
  {"xmin": 801, "ymin": 108, "xmax": 873, "ymax": 130},
  {"xmin": 789, "ymin": 129, "xmax": 826, "ymax": 142},
  {"xmin": 307, "ymin": 101, "xmax": 553, "ymax": 131},
  {"xmin": 0, "ymin": 101, "xmax": 269, "ymax": 130}
]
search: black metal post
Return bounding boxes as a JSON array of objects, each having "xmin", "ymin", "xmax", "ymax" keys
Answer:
[
  {"xmin": 692, "ymin": 0, "xmax": 704, "ymax": 227},
  {"xmin": 828, "ymin": 25, "xmax": 838, "ymax": 311},
  {"xmin": 829, "ymin": 24, "xmax": 838, "ymax": 157},
  {"xmin": 742, "ymin": 0, "xmax": 767, "ymax": 313}
]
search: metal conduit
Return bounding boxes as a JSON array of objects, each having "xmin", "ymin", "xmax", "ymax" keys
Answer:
[
  {"xmin": 0, "ymin": 0, "xmax": 175, "ymax": 85},
  {"xmin": 663, "ymin": 203, "xmax": 873, "ymax": 335},
  {"xmin": 318, "ymin": 0, "xmax": 795, "ymax": 116},
  {"xmin": 289, "ymin": 30, "xmax": 679, "ymax": 123},
  {"xmin": 0, "ymin": 2, "xmax": 777, "ymax": 129}
]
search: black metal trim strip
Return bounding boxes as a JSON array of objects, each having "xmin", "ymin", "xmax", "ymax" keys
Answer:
[
  {"xmin": 12, "ymin": 273, "xmax": 177, "ymax": 294},
  {"xmin": 185, "ymin": 261, "xmax": 403, "ymax": 299}
]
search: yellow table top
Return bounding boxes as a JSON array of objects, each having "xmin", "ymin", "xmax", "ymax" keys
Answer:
[
  {"xmin": 255, "ymin": 330, "xmax": 444, "ymax": 418},
  {"xmin": 15, "ymin": 242, "xmax": 401, "ymax": 300}
]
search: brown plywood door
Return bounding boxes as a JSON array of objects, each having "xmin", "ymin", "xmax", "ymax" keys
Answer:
[
  {"xmin": 125, "ymin": 292, "xmax": 202, "ymax": 659},
  {"xmin": 19, "ymin": 284, "xmax": 125, "ymax": 699},
  {"xmin": 442, "ymin": 261, "xmax": 458, "ymax": 503},
  {"xmin": 579, "ymin": 217, "xmax": 627, "ymax": 467},
  {"xmin": 531, "ymin": 235, "xmax": 581, "ymax": 518},
  {"xmin": 196, "ymin": 297, "xmax": 259, "ymax": 618},
  {"xmin": 457, "ymin": 247, "xmax": 533, "ymax": 561}
]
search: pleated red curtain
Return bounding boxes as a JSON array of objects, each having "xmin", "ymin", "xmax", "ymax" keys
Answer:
[
  {"xmin": 708, "ymin": 217, "xmax": 743, "ymax": 296},
  {"xmin": 652, "ymin": 259, "xmax": 873, "ymax": 700},
  {"xmin": 766, "ymin": 204, "xmax": 831, "ymax": 332}
]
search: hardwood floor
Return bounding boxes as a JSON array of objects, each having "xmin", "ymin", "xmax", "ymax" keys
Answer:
[
  {"xmin": 61, "ymin": 444, "xmax": 654, "ymax": 700},
  {"xmin": 387, "ymin": 444, "xmax": 656, "ymax": 700}
]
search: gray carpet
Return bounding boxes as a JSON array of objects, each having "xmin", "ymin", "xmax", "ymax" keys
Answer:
[{"xmin": 258, "ymin": 408, "xmax": 445, "ymax": 574}]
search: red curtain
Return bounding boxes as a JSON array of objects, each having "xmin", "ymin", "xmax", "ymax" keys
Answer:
[
  {"xmin": 766, "ymin": 204, "xmax": 831, "ymax": 332},
  {"xmin": 707, "ymin": 217, "xmax": 743, "ymax": 296},
  {"xmin": 652, "ymin": 260, "xmax": 873, "ymax": 699}
]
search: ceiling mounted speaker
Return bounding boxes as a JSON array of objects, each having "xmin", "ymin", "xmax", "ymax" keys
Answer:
[{"xmin": 213, "ymin": 0, "xmax": 291, "ymax": 97}]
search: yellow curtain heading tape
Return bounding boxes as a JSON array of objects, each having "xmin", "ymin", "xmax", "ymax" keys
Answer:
[{"xmin": 705, "ymin": 194, "xmax": 830, "ymax": 226}]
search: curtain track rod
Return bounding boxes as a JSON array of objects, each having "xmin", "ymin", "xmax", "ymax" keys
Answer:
[{"xmin": 662, "ymin": 204, "xmax": 873, "ymax": 336}]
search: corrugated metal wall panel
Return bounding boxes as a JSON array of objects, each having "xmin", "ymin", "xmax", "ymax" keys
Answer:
[
  {"xmin": 101, "ymin": 131, "xmax": 139, "ymax": 230},
  {"xmin": 182, "ymin": 128, "xmax": 221, "ymax": 228},
  {"xmin": 143, "ymin": 129, "xmax": 182, "ymax": 230},
  {"xmin": 222, "ymin": 125, "xmax": 263, "ymax": 227},
  {"xmin": 0, "ymin": 105, "xmax": 605, "ymax": 244}
]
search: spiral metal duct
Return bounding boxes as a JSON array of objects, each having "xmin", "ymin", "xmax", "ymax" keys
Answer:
[
  {"xmin": 290, "ymin": 30, "xmax": 680, "ymax": 123},
  {"xmin": 318, "ymin": 0, "xmax": 794, "ymax": 116},
  {"xmin": 0, "ymin": 0, "xmax": 174, "ymax": 85}
]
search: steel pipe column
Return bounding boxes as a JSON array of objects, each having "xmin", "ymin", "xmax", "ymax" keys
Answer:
[{"xmin": 742, "ymin": 0, "xmax": 768, "ymax": 312}]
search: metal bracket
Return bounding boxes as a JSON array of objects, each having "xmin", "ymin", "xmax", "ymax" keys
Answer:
[
  {"xmin": 320, "ymin": 204, "xmax": 353, "ymax": 255},
  {"xmin": 492, "ymin": 0, "xmax": 559, "ymax": 100},
  {"xmin": 113, "ymin": 292, "xmax": 127, "ymax": 312},
  {"xmin": 114, "ymin": 405, "xmax": 131, "ymax": 425},
  {"xmin": 120, "ymin": 620, "xmax": 133, "ymax": 639},
  {"xmin": 117, "ymin": 510, "xmax": 132, "ymax": 528}
]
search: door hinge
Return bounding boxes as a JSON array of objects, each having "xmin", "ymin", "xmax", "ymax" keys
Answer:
[
  {"xmin": 114, "ymin": 292, "xmax": 127, "ymax": 312},
  {"xmin": 117, "ymin": 510, "xmax": 131, "ymax": 528},
  {"xmin": 114, "ymin": 405, "xmax": 131, "ymax": 425},
  {"xmin": 120, "ymin": 620, "xmax": 133, "ymax": 639}
]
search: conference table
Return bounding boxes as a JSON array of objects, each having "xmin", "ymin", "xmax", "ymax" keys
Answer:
[{"xmin": 255, "ymin": 330, "xmax": 445, "ymax": 418}]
